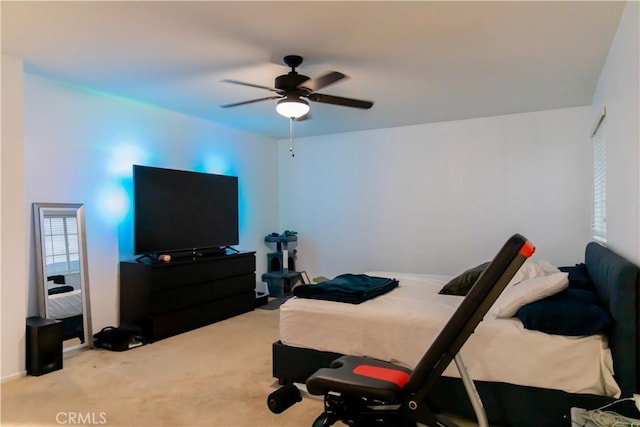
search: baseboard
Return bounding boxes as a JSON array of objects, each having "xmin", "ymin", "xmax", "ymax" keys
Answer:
[{"xmin": 1, "ymin": 370, "xmax": 26, "ymax": 383}]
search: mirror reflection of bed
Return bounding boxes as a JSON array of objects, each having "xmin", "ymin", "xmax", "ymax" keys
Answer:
[
  {"xmin": 46, "ymin": 273, "xmax": 84, "ymax": 347},
  {"xmin": 33, "ymin": 203, "xmax": 92, "ymax": 353}
]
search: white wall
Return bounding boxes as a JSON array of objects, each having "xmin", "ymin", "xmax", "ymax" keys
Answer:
[
  {"xmin": 0, "ymin": 74, "xmax": 280, "ymax": 380},
  {"xmin": 279, "ymin": 107, "xmax": 592, "ymax": 278},
  {"xmin": 591, "ymin": 0, "xmax": 640, "ymax": 264},
  {"xmin": 1, "ymin": 54, "xmax": 27, "ymax": 381}
]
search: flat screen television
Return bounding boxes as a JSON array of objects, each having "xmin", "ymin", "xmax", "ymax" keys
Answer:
[{"xmin": 133, "ymin": 165, "xmax": 239, "ymax": 256}]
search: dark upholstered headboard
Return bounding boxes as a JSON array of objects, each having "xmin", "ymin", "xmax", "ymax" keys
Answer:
[
  {"xmin": 47, "ymin": 274, "xmax": 66, "ymax": 284},
  {"xmin": 585, "ymin": 242, "xmax": 640, "ymax": 397}
]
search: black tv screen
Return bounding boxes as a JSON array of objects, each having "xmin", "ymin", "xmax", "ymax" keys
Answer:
[{"xmin": 133, "ymin": 165, "xmax": 239, "ymax": 255}]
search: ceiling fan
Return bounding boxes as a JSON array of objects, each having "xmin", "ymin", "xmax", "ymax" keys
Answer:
[{"xmin": 220, "ymin": 55, "xmax": 374, "ymax": 120}]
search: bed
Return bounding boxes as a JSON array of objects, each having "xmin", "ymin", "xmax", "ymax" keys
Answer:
[
  {"xmin": 47, "ymin": 283, "xmax": 85, "ymax": 343},
  {"xmin": 272, "ymin": 242, "xmax": 639, "ymax": 426}
]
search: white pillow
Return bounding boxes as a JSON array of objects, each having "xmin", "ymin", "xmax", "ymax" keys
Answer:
[
  {"xmin": 490, "ymin": 272, "xmax": 569, "ymax": 318},
  {"xmin": 506, "ymin": 259, "xmax": 546, "ymax": 287},
  {"xmin": 538, "ymin": 260, "xmax": 560, "ymax": 275}
]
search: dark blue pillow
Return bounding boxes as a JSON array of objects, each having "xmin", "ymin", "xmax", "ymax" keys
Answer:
[
  {"xmin": 516, "ymin": 288, "xmax": 611, "ymax": 336},
  {"xmin": 558, "ymin": 263, "xmax": 595, "ymax": 290}
]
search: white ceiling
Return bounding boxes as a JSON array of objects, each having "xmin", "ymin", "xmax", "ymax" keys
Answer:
[{"xmin": 2, "ymin": 1, "xmax": 625, "ymax": 139}]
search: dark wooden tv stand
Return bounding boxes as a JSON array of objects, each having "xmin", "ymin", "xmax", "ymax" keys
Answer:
[{"xmin": 119, "ymin": 251, "xmax": 256, "ymax": 342}]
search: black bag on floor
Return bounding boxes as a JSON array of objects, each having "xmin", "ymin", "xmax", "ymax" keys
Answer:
[{"xmin": 93, "ymin": 326, "xmax": 144, "ymax": 352}]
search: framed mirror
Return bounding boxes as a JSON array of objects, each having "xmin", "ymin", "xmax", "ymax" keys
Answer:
[{"xmin": 33, "ymin": 203, "xmax": 93, "ymax": 351}]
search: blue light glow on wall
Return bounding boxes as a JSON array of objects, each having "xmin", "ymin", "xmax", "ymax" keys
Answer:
[
  {"xmin": 237, "ymin": 184, "xmax": 248, "ymax": 243},
  {"xmin": 97, "ymin": 142, "xmax": 152, "ymax": 226},
  {"xmin": 97, "ymin": 183, "xmax": 130, "ymax": 223},
  {"xmin": 94, "ymin": 134, "xmax": 249, "ymax": 254},
  {"xmin": 107, "ymin": 143, "xmax": 149, "ymax": 177},
  {"xmin": 196, "ymin": 153, "xmax": 235, "ymax": 176},
  {"xmin": 100, "ymin": 141, "xmax": 155, "ymax": 257}
]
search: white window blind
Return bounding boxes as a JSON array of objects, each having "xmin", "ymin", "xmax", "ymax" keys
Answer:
[
  {"xmin": 591, "ymin": 110, "xmax": 607, "ymax": 243},
  {"xmin": 43, "ymin": 214, "xmax": 79, "ymax": 275}
]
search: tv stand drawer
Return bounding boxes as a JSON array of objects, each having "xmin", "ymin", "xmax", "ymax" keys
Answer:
[
  {"xmin": 149, "ymin": 255, "xmax": 255, "ymax": 290},
  {"xmin": 150, "ymin": 292, "xmax": 255, "ymax": 341},
  {"xmin": 151, "ymin": 274, "xmax": 255, "ymax": 314},
  {"xmin": 119, "ymin": 252, "xmax": 256, "ymax": 342}
]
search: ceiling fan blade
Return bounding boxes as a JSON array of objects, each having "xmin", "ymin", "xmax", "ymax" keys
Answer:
[
  {"xmin": 222, "ymin": 79, "xmax": 280, "ymax": 93},
  {"xmin": 298, "ymin": 71, "xmax": 346, "ymax": 92},
  {"xmin": 307, "ymin": 93, "xmax": 374, "ymax": 109},
  {"xmin": 220, "ymin": 95, "xmax": 282, "ymax": 108}
]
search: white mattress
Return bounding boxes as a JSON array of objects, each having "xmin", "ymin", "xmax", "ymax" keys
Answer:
[
  {"xmin": 279, "ymin": 271, "xmax": 620, "ymax": 397},
  {"xmin": 47, "ymin": 289, "xmax": 83, "ymax": 319}
]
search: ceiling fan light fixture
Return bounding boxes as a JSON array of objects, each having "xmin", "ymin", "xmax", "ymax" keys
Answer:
[{"xmin": 276, "ymin": 97, "xmax": 310, "ymax": 119}]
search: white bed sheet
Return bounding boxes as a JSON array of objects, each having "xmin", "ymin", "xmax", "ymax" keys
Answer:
[
  {"xmin": 279, "ymin": 271, "xmax": 620, "ymax": 397},
  {"xmin": 47, "ymin": 289, "xmax": 83, "ymax": 319}
]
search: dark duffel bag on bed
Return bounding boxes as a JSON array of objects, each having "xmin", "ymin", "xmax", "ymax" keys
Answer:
[{"xmin": 93, "ymin": 326, "xmax": 144, "ymax": 352}]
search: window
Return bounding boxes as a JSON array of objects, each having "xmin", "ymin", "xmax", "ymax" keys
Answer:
[
  {"xmin": 591, "ymin": 108, "xmax": 607, "ymax": 243},
  {"xmin": 43, "ymin": 214, "xmax": 79, "ymax": 275}
]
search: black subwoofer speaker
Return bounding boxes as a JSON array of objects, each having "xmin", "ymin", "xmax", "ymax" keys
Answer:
[{"xmin": 26, "ymin": 316, "xmax": 63, "ymax": 376}]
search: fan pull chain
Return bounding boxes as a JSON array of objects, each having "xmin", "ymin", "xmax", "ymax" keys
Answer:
[{"xmin": 289, "ymin": 118, "xmax": 295, "ymax": 157}]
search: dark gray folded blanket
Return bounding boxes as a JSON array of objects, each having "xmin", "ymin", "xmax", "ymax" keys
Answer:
[
  {"xmin": 292, "ymin": 274, "xmax": 399, "ymax": 304},
  {"xmin": 48, "ymin": 285, "xmax": 75, "ymax": 295}
]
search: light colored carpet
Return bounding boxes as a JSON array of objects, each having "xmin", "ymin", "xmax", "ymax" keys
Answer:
[{"xmin": 1, "ymin": 309, "xmax": 478, "ymax": 427}]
